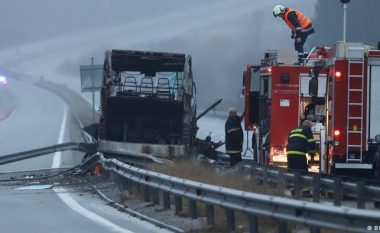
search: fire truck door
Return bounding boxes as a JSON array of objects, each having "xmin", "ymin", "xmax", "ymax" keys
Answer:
[{"xmin": 320, "ymin": 127, "xmax": 327, "ymax": 173}]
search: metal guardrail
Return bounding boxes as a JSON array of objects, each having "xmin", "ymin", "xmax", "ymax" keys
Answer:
[
  {"xmin": 0, "ymin": 142, "xmax": 97, "ymax": 166},
  {"xmin": 243, "ymin": 163, "xmax": 380, "ymax": 209},
  {"xmin": 98, "ymin": 153, "xmax": 380, "ymax": 233},
  {"xmin": 27, "ymin": 74, "xmax": 380, "ymax": 232}
]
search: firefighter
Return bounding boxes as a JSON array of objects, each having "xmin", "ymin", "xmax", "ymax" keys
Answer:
[
  {"xmin": 286, "ymin": 120, "xmax": 316, "ymax": 171},
  {"xmin": 225, "ymin": 107, "xmax": 244, "ymax": 167},
  {"xmin": 273, "ymin": 5, "xmax": 315, "ymax": 64}
]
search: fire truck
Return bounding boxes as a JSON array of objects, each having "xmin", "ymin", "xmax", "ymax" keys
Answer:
[{"xmin": 243, "ymin": 42, "xmax": 380, "ymax": 176}]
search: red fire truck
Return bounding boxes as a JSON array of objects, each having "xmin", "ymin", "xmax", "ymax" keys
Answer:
[{"xmin": 243, "ymin": 42, "xmax": 380, "ymax": 176}]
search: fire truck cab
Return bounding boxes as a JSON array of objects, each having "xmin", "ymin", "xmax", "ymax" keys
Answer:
[{"xmin": 243, "ymin": 42, "xmax": 380, "ymax": 177}]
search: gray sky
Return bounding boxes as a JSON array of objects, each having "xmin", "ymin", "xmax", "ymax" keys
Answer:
[
  {"xmin": 0, "ymin": 0, "xmax": 317, "ymax": 110},
  {"xmin": 311, "ymin": 0, "xmax": 380, "ymax": 48}
]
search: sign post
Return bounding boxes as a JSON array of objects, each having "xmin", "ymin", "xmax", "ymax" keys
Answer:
[
  {"xmin": 80, "ymin": 60, "xmax": 103, "ymax": 123},
  {"xmin": 91, "ymin": 57, "xmax": 95, "ymax": 122}
]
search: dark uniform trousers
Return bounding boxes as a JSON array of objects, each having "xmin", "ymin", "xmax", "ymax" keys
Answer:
[
  {"xmin": 229, "ymin": 152, "xmax": 242, "ymax": 167},
  {"xmin": 287, "ymin": 154, "xmax": 308, "ymax": 171},
  {"xmin": 286, "ymin": 125, "xmax": 316, "ymax": 171}
]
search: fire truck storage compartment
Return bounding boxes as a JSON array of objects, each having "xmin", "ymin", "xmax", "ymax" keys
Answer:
[
  {"xmin": 299, "ymin": 74, "xmax": 327, "ymax": 98},
  {"xmin": 105, "ymin": 96, "xmax": 184, "ymax": 144},
  {"xmin": 369, "ymin": 64, "xmax": 380, "ymax": 140}
]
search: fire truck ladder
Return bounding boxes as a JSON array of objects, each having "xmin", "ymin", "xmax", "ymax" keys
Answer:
[{"xmin": 346, "ymin": 45, "xmax": 365, "ymax": 163}]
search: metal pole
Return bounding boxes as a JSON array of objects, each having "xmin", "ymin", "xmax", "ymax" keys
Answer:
[
  {"xmin": 189, "ymin": 200, "xmax": 197, "ymax": 219},
  {"xmin": 163, "ymin": 192, "xmax": 170, "ymax": 209},
  {"xmin": 334, "ymin": 177, "xmax": 342, "ymax": 206},
  {"xmin": 225, "ymin": 209, "xmax": 236, "ymax": 232},
  {"xmin": 174, "ymin": 196, "xmax": 182, "ymax": 215},
  {"xmin": 357, "ymin": 181, "xmax": 366, "ymax": 209},
  {"xmin": 343, "ymin": 3, "xmax": 347, "ymax": 42},
  {"xmin": 206, "ymin": 204, "xmax": 215, "ymax": 225},
  {"xmin": 143, "ymin": 186, "xmax": 150, "ymax": 202},
  {"xmin": 152, "ymin": 189, "xmax": 159, "ymax": 205},
  {"xmin": 249, "ymin": 215, "xmax": 258, "ymax": 233},
  {"xmin": 91, "ymin": 57, "xmax": 95, "ymax": 123},
  {"xmin": 312, "ymin": 174, "xmax": 321, "ymax": 203},
  {"xmin": 293, "ymin": 171, "xmax": 301, "ymax": 199}
]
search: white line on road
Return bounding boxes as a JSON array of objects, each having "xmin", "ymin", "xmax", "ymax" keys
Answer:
[
  {"xmin": 54, "ymin": 187, "xmax": 134, "ymax": 233},
  {"xmin": 51, "ymin": 104, "xmax": 67, "ymax": 169},
  {"xmin": 51, "ymin": 104, "xmax": 135, "ymax": 233}
]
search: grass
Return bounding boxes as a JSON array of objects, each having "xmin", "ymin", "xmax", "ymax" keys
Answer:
[{"xmin": 148, "ymin": 158, "xmax": 280, "ymax": 195}]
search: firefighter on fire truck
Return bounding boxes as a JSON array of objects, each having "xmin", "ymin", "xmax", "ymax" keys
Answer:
[
  {"xmin": 286, "ymin": 120, "xmax": 316, "ymax": 171},
  {"xmin": 273, "ymin": 5, "xmax": 315, "ymax": 64}
]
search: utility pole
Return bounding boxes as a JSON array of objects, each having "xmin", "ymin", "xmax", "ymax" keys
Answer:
[
  {"xmin": 340, "ymin": 0, "xmax": 350, "ymax": 42},
  {"xmin": 91, "ymin": 57, "xmax": 95, "ymax": 123}
]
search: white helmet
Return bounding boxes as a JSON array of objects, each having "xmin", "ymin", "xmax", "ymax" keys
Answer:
[{"xmin": 273, "ymin": 5, "xmax": 285, "ymax": 17}]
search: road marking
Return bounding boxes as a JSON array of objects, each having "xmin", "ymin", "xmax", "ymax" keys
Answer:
[
  {"xmin": 51, "ymin": 105, "xmax": 134, "ymax": 233},
  {"xmin": 54, "ymin": 187, "xmax": 134, "ymax": 233},
  {"xmin": 51, "ymin": 104, "xmax": 67, "ymax": 168},
  {"xmin": 15, "ymin": 185, "xmax": 53, "ymax": 190}
]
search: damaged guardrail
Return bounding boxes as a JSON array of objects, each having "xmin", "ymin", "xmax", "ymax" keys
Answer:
[
  {"xmin": 0, "ymin": 142, "xmax": 97, "ymax": 166},
  {"xmin": 97, "ymin": 153, "xmax": 380, "ymax": 233}
]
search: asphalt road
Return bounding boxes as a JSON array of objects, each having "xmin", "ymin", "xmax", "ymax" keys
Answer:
[
  {"xmin": 0, "ymin": 78, "xmax": 171, "ymax": 233},
  {"xmin": 0, "ymin": 78, "xmax": 73, "ymax": 172}
]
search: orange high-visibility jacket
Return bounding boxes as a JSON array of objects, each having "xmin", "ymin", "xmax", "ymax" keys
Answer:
[{"xmin": 284, "ymin": 9, "xmax": 311, "ymax": 32}]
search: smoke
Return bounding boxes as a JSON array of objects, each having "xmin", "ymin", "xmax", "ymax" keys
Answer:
[
  {"xmin": 0, "ymin": 0, "xmax": 224, "ymax": 49},
  {"xmin": 310, "ymin": 0, "xmax": 380, "ymax": 48},
  {"xmin": 136, "ymin": 1, "xmax": 317, "ymax": 110},
  {"xmin": 0, "ymin": 0, "xmax": 317, "ymax": 111}
]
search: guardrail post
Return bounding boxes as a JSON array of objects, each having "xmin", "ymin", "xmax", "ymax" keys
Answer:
[
  {"xmin": 263, "ymin": 166, "xmax": 269, "ymax": 185},
  {"xmin": 333, "ymin": 177, "xmax": 342, "ymax": 206},
  {"xmin": 152, "ymin": 189, "xmax": 159, "ymax": 205},
  {"xmin": 252, "ymin": 165, "xmax": 259, "ymax": 185},
  {"xmin": 189, "ymin": 200, "xmax": 197, "ymax": 219},
  {"xmin": 312, "ymin": 174, "xmax": 320, "ymax": 203},
  {"xmin": 206, "ymin": 204, "xmax": 214, "ymax": 225},
  {"xmin": 249, "ymin": 215, "xmax": 258, "ymax": 233},
  {"xmin": 163, "ymin": 192, "xmax": 170, "ymax": 209},
  {"xmin": 293, "ymin": 171, "xmax": 301, "ymax": 199},
  {"xmin": 174, "ymin": 196, "xmax": 182, "ymax": 215},
  {"xmin": 132, "ymin": 181, "xmax": 140, "ymax": 195},
  {"xmin": 357, "ymin": 181, "xmax": 365, "ymax": 209},
  {"xmin": 277, "ymin": 170, "xmax": 287, "ymax": 192},
  {"xmin": 133, "ymin": 183, "xmax": 141, "ymax": 197},
  {"xmin": 310, "ymin": 226, "xmax": 321, "ymax": 233},
  {"xmin": 226, "ymin": 209, "xmax": 235, "ymax": 232},
  {"xmin": 278, "ymin": 221, "xmax": 287, "ymax": 233},
  {"xmin": 126, "ymin": 176, "xmax": 134, "ymax": 186},
  {"xmin": 143, "ymin": 186, "xmax": 150, "ymax": 202}
]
